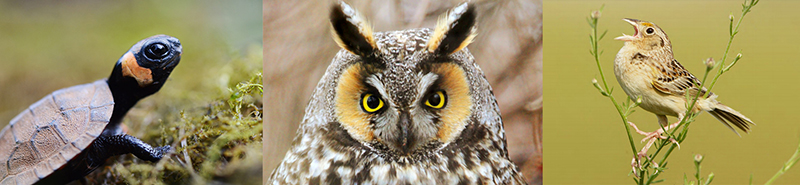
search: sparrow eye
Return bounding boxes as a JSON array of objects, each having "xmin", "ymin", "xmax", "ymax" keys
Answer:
[{"xmin": 645, "ymin": 28, "xmax": 655, "ymax": 35}]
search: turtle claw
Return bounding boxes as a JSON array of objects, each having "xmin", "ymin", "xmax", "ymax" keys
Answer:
[
  {"xmin": 157, "ymin": 145, "xmax": 172, "ymax": 153},
  {"xmin": 153, "ymin": 145, "xmax": 172, "ymax": 160}
]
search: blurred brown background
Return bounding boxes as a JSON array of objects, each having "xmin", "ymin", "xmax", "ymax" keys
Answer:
[{"xmin": 263, "ymin": 0, "xmax": 542, "ymax": 183}]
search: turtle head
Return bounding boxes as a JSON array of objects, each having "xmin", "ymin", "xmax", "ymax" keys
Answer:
[
  {"xmin": 119, "ymin": 35, "xmax": 182, "ymax": 88},
  {"xmin": 108, "ymin": 34, "xmax": 181, "ymax": 106},
  {"xmin": 111, "ymin": 35, "xmax": 181, "ymax": 96}
]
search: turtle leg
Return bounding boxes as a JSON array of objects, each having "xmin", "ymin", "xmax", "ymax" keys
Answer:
[
  {"xmin": 100, "ymin": 123, "xmax": 127, "ymax": 136},
  {"xmin": 87, "ymin": 134, "xmax": 171, "ymax": 165},
  {"xmin": 36, "ymin": 135, "xmax": 170, "ymax": 184}
]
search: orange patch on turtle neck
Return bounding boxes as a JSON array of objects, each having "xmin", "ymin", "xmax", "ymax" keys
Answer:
[{"xmin": 120, "ymin": 52, "xmax": 153, "ymax": 87}]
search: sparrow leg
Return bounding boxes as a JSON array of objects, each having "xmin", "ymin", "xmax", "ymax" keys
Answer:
[
  {"xmin": 655, "ymin": 114, "xmax": 682, "ymax": 147},
  {"xmin": 627, "ymin": 120, "xmax": 669, "ymax": 143},
  {"xmin": 637, "ymin": 115, "xmax": 680, "ymax": 145},
  {"xmin": 640, "ymin": 128, "xmax": 680, "ymax": 149},
  {"xmin": 627, "ymin": 121, "xmax": 668, "ymax": 142},
  {"xmin": 631, "ymin": 137, "xmax": 654, "ymax": 165},
  {"xmin": 631, "ymin": 115, "xmax": 684, "ymax": 170},
  {"xmin": 657, "ymin": 115, "xmax": 669, "ymax": 127},
  {"xmin": 632, "ymin": 138, "xmax": 661, "ymax": 172},
  {"xmin": 629, "ymin": 121, "xmax": 658, "ymax": 171},
  {"xmin": 627, "ymin": 121, "xmax": 652, "ymax": 136},
  {"xmin": 626, "ymin": 115, "xmax": 669, "ymax": 141}
]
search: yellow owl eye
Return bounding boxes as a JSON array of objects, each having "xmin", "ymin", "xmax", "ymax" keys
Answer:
[
  {"xmin": 361, "ymin": 93, "xmax": 384, "ymax": 113},
  {"xmin": 425, "ymin": 90, "xmax": 447, "ymax": 109}
]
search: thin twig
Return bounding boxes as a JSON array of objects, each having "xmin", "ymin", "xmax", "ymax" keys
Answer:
[{"xmin": 765, "ymin": 138, "xmax": 800, "ymax": 185}]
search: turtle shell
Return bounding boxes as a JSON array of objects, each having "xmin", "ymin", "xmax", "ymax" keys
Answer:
[{"xmin": 0, "ymin": 80, "xmax": 113, "ymax": 185}]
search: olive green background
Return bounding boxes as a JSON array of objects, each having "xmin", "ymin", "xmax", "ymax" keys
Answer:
[{"xmin": 545, "ymin": 0, "xmax": 800, "ymax": 184}]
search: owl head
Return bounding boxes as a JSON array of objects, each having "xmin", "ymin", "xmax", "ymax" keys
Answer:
[{"xmin": 303, "ymin": 1, "xmax": 506, "ymax": 160}]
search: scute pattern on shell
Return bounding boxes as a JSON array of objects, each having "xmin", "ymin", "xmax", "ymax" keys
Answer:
[
  {"xmin": 270, "ymin": 28, "xmax": 525, "ymax": 184},
  {"xmin": 0, "ymin": 80, "xmax": 113, "ymax": 185}
]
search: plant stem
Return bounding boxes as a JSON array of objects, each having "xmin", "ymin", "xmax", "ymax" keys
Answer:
[
  {"xmin": 765, "ymin": 138, "xmax": 800, "ymax": 185},
  {"xmin": 587, "ymin": 6, "xmax": 640, "ymax": 168},
  {"xmin": 705, "ymin": 0, "xmax": 759, "ymax": 94}
]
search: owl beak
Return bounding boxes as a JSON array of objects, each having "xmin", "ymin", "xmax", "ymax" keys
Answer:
[{"xmin": 396, "ymin": 112, "xmax": 415, "ymax": 155}]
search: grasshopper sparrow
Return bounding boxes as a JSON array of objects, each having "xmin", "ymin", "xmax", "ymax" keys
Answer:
[{"xmin": 613, "ymin": 18, "xmax": 754, "ymax": 160}]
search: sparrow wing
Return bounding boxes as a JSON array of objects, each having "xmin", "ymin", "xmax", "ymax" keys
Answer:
[{"xmin": 650, "ymin": 59, "xmax": 706, "ymax": 97}]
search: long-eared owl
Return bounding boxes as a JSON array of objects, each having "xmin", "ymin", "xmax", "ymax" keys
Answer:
[{"xmin": 269, "ymin": 1, "xmax": 526, "ymax": 184}]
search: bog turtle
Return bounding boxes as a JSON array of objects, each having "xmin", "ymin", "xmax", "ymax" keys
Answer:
[{"xmin": 0, "ymin": 35, "xmax": 182, "ymax": 185}]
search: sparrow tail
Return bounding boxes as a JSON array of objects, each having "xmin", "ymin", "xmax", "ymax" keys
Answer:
[{"xmin": 707, "ymin": 103, "xmax": 754, "ymax": 136}]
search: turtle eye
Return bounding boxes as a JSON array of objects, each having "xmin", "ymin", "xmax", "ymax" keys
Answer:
[
  {"xmin": 645, "ymin": 27, "xmax": 655, "ymax": 35},
  {"xmin": 424, "ymin": 90, "xmax": 447, "ymax": 109},
  {"xmin": 361, "ymin": 93, "xmax": 384, "ymax": 113},
  {"xmin": 145, "ymin": 43, "xmax": 169, "ymax": 60}
]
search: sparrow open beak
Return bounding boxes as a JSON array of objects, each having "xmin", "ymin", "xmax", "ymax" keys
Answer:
[{"xmin": 615, "ymin": 18, "xmax": 640, "ymax": 41}]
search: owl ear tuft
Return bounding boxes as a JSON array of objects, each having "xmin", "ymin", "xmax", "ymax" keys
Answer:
[
  {"xmin": 427, "ymin": 2, "xmax": 477, "ymax": 55},
  {"xmin": 330, "ymin": 1, "xmax": 377, "ymax": 57}
]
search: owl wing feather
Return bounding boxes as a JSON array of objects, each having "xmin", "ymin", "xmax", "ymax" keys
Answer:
[{"xmin": 650, "ymin": 59, "xmax": 706, "ymax": 97}]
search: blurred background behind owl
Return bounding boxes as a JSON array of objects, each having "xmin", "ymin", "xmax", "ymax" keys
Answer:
[{"xmin": 263, "ymin": 0, "xmax": 542, "ymax": 184}]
